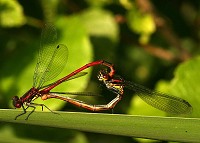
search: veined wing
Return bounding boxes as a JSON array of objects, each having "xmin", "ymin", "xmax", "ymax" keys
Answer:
[
  {"xmin": 123, "ymin": 81, "xmax": 192, "ymax": 114},
  {"xmin": 50, "ymin": 91, "xmax": 101, "ymax": 96},
  {"xmin": 41, "ymin": 72, "xmax": 88, "ymax": 89},
  {"xmin": 33, "ymin": 24, "xmax": 68, "ymax": 88}
]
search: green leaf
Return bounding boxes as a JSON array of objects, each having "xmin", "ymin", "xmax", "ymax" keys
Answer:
[
  {"xmin": 127, "ymin": 7, "xmax": 156, "ymax": 44},
  {"xmin": 128, "ymin": 95, "xmax": 165, "ymax": 116},
  {"xmin": 1, "ymin": 109, "xmax": 199, "ymax": 142},
  {"xmin": 129, "ymin": 56, "xmax": 200, "ymax": 118},
  {"xmin": 169, "ymin": 56, "xmax": 200, "ymax": 117},
  {"xmin": 86, "ymin": 0, "xmax": 112, "ymax": 7},
  {"xmin": 119, "ymin": 0, "xmax": 133, "ymax": 9},
  {"xmin": 2, "ymin": 17, "xmax": 93, "ymax": 110},
  {"xmin": 0, "ymin": 0, "xmax": 26, "ymax": 27},
  {"xmin": 80, "ymin": 8, "xmax": 119, "ymax": 43},
  {"xmin": 34, "ymin": 17, "xmax": 93, "ymax": 110},
  {"xmin": 0, "ymin": 125, "xmax": 45, "ymax": 143}
]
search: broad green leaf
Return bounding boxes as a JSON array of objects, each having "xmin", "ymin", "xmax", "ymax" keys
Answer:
[
  {"xmin": 0, "ymin": 0, "xmax": 26, "ymax": 27},
  {"xmin": 169, "ymin": 56, "xmax": 200, "ymax": 117},
  {"xmin": 3, "ymin": 17, "xmax": 93, "ymax": 111},
  {"xmin": 33, "ymin": 17, "xmax": 93, "ymax": 110},
  {"xmin": 128, "ymin": 81, "xmax": 171, "ymax": 117},
  {"xmin": 0, "ymin": 109, "xmax": 199, "ymax": 142},
  {"xmin": 129, "ymin": 56, "xmax": 200, "ymax": 118},
  {"xmin": 0, "ymin": 118, "xmax": 89, "ymax": 143},
  {"xmin": 0, "ymin": 125, "xmax": 46, "ymax": 143},
  {"xmin": 80, "ymin": 8, "xmax": 119, "ymax": 43},
  {"xmin": 128, "ymin": 95, "xmax": 165, "ymax": 116}
]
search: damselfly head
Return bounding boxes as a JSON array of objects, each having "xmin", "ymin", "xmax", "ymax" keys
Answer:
[
  {"xmin": 98, "ymin": 70, "xmax": 110, "ymax": 81},
  {"xmin": 12, "ymin": 96, "xmax": 22, "ymax": 108}
]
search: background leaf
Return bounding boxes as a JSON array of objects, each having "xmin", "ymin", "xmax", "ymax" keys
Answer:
[
  {"xmin": 0, "ymin": 0, "xmax": 26, "ymax": 27},
  {"xmin": 0, "ymin": 0, "xmax": 200, "ymax": 142},
  {"xmin": 129, "ymin": 56, "xmax": 200, "ymax": 118},
  {"xmin": 169, "ymin": 56, "xmax": 200, "ymax": 117},
  {"xmin": 81, "ymin": 8, "xmax": 119, "ymax": 43}
]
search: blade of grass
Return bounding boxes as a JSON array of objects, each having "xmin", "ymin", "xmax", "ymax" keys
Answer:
[{"xmin": 0, "ymin": 109, "xmax": 199, "ymax": 142}]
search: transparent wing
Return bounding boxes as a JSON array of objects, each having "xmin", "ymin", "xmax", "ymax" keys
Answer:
[
  {"xmin": 33, "ymin": 24, "xmax": 68, "ymax": 88},
  {"xmin": 41, "ymin": 72, "xmax": 88, "ymax": 89},
  {"xmin": 50, "ymin": 91, "xmax": 101, "ymax": 96},
  {"xmin": 124, "ymin": 81, "xmax": 192, "ymax": 114},
  {"xmin": 63, "ymin": 72, "xmax": 88, "ymax": 82}
]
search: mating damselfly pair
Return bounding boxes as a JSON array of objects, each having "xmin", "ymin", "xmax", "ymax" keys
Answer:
[{"xmin": 12, "ymin": 24, "xmax": 192, "ymax": 120}]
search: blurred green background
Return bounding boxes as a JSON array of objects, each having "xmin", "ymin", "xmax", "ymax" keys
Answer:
[{"xmin": 0, "ymin": 0, "xmax": 200, "ymax": 142}]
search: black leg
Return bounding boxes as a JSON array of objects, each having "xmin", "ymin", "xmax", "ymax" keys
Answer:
[
  {"xmin": 15, "ymin": 105, "xmax": 27, "ymax": 120},
  {"xmin": 24, "ymin": 102, "xmax": 59, "ymax": 120},
  {"xmin": 41, "ymin": 104, "xmax": 59, "ymax": 115},
  {"xmin": 25, "ymin": 105, "xmax": 36, "ymax": 120},
  {"xmin": 15, "ymin": 102, "xmax": 59, "ymax": 120}
]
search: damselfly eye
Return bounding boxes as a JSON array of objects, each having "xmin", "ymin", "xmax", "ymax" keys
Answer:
[
  {"xmin": 98, "ymin": 70, "xmax": 110, "ymax": 81},
  {"xmin": 98, "ymin": 71, "xmax": 104, "ymax": 80},
  {"xmin": 12, "ymin": 96, "xmax": 22, "ymax": 108}
]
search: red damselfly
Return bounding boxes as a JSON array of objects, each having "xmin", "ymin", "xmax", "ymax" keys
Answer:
[
  {"xmin": 97, "ymin": 69, "xmax": 192, "ymax": 115},
  {"xmin": 12, "ymin": 24, "xmax": 116, "ymax": 120}
]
